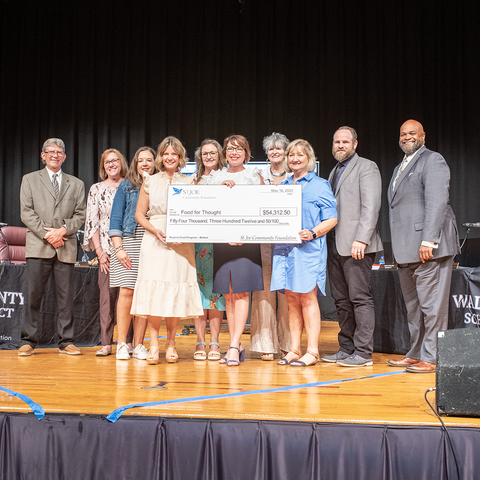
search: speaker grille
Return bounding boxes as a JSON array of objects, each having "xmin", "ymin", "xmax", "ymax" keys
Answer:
[{"xmin": 436, "ymin": 328, "xmax": 480, "ymax": 417}]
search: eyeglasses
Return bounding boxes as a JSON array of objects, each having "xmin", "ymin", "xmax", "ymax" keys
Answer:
[
  {"xmin": 202, "ymin": 151, "xmax": 218, "ymax": 157},
  {"xmin": 44, "ymin": 150, "xmax": 64, "ymax": 157},
  {"xmin": 226, "ymin": 146, "xmax": 244, "ymax": 153},
  {"xmin": 104, "ymin": 159, "xmax": 120, "ymax": 167}
]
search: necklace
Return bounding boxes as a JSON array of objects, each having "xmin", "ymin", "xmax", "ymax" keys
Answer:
[{"xmin": 270, "ymin": 168, "xmax": 286, "ymax": 177}]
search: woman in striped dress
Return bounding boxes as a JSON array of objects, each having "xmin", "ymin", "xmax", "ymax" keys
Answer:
[{"xmin": 109, "ymin": 147, "xmax": 157, "ymax": 360}]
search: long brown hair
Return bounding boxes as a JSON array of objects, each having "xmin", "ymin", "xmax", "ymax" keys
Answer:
[
  {"xmin": 127, "ymin": 146, "xmax": 156, "ymax": 188},
  {"xmin": 195, "ymin": 139, "xmax": 226, "ymax": 181}
]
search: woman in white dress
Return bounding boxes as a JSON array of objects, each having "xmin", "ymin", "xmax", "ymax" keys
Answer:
[
  {"xmin": 193, "ymin": 139, "xmax": 227, "ymax": 361},
  {"xmin": 131, "ymin": 136, "xmax": 203, "ymax": 365},
  {"xmin": 250, "ymin": 133, "xmax": 292, "ymax": 360},
  {"xmin": 207, "ymin": 135, "xmax": 264, "ymax": 366}
]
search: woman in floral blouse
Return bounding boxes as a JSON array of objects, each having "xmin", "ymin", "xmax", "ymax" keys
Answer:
[{"xmin": 83, "ymin": 148, "xmax": 130, "ymax": 356}]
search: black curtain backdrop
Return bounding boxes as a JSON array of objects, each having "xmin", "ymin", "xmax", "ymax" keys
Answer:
[{"xmin": 1, "ymin": 0, "xmax": 479, "ymax": 241}]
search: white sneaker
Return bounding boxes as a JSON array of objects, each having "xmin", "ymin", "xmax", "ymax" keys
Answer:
[
  {"xmin": 133, "ymin": 344, "xmax": 148, "ymax": 360},
  {"xmin": 116, "ymin": 342, "xmax": 130, "ymax": 360}
]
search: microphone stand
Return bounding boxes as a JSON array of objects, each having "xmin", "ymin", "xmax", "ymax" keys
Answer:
[{"xmin": 459, "ymin": 228, "xmax": 470, "ymax": 251}]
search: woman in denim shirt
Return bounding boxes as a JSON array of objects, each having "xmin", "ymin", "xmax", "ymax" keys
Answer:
[{"xmin": 109, "ymin": 147, "xmax": 157, "ymax": 360}]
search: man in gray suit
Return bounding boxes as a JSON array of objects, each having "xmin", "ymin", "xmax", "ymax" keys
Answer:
[
  {"xmin": 18, "ymin": 138, "xmax": 86, "ymax": 356},
  {"xmin": 387, "ymin": 120, "xmax": 460, "ymax": 373},
  {"xmin": 323, "ymin": 126, "xmax": 383, "ymax": 367}
]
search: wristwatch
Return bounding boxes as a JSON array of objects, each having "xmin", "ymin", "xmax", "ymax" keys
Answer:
[{"xmin": 309, "ymin": 229, "xmax": 317, "ymax": 239}]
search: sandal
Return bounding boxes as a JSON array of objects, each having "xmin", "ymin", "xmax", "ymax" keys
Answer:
[
  {"xmin": 146, "ymin": 346, "xmax": 160, "ymax": 365},
  {"xmin": 261, "ymin": 353, "xmax": 275, "ymax": 361},
  {"xmin": 277, "ymin": 349, "xmax": 301, "ymax": 366},
  {"xmin": 208, "ymin": 338, "xmax": 221, "ymax": 361},
  {"xmin": 166, "ymin": 342, "xmax": 178, "ymax": 363},
  {"xmin": 290, "ymin": 351, "xmax": 319, "ymax": 367},
  {"xmin": 226, "ymin": 345, "xmax": 245, "ymax": 367},
  {"xmin": 95, "ymin": 346, "xmax": 112, "ymax": 357},
  {"xmin": 194, "ymin": 341, "xmax": 207, "ymax": 361}
]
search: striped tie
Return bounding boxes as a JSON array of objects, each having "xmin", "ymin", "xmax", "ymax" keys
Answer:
[{"xmin": 52, "ymin": 173, "xmax": 59, "ymax": 197}]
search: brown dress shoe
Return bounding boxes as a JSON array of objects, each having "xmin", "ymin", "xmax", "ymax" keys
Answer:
[
  {"xmin": 59, "ymin": 344, "xmax": 82, "ymax": 355},
  {"xmin": 18, "ymin": 345, "xmax": 34, "ymax": 356},
  {"xmin": 406, "ymin": 361, "xmax": 436, "ymax": 373},
  {"xmin": 387, "ymin": 357, "xmax": 420, "ymax": 367}
]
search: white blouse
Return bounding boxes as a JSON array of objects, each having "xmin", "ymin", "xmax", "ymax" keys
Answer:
[{"xmin": 207, "ymin": 167, "xmax": 261, "ymax": 185}]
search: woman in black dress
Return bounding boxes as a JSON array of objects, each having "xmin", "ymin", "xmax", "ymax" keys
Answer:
[{"xmin": 207, "ymin": 135, "xmax": 264, "ymax": 366}]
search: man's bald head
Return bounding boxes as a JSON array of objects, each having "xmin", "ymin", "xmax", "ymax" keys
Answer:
[{"xmin": 399, "ymin": 119, "xmax": 426, "ymax": 156}]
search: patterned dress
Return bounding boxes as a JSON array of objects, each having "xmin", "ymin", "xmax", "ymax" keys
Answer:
[{"xmin": 194, "ymin": 175, "xmax": 226, "ymax": 311}]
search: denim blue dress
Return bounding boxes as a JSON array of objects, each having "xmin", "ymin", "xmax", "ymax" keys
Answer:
[{"xmin": 271, "ymin": 171, "xmax": 337, "ymax": 296}]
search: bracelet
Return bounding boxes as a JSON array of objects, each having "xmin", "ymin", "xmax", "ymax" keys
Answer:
[
  {"xmin": 114, "ymin": 245, "xmax": 124, "ymax": 254},
  {"xmin": 95, "ymin": 245, "xmax": 101, "ymax": 251},
  {"xmin": 98, "ymin": 251, "xmax": 104, "ymax": 260}
]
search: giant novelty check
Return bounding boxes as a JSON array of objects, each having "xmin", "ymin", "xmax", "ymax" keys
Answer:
[{"xmin": 166, "ymin": 184, "xmax": 302, "ymax": 243}]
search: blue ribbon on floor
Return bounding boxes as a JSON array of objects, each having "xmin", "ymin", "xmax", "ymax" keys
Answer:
[
  {"xmin": 141, "ymin": 334, "xmax": 183, "ymax": 341},
  {"xmin": 106, "ymin": 370, "xmax": 406, "ymax": 423},
  {"xmin": 0, "ymin": 386, "xmax": 45, "ymax": 420}
]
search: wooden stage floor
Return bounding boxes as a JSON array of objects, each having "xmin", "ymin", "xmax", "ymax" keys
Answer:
[{"xmin": 1, "ymin": 321, "xmax": 479, "ymax": 427}]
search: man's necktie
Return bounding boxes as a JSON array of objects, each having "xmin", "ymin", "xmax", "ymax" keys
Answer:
[
  {"xmin": 330, "ymin": 163, "xmax": 342, "ymax": 194},
  {"xmin": 52, "ymin": 173, "xmax": 59, "ymax": 197},
  {"xmin": 392, "ymin": 158, "xmax": 408, "ymax": 191}
]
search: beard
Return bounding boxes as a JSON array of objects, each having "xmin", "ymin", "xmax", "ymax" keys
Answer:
[
  {"xmin": 332, "ymin": 148, "xmax": 354, "ymax": 162},
  {"xmin": 399, "ymin": 138, "xmax": 424, "ymax": 155}
]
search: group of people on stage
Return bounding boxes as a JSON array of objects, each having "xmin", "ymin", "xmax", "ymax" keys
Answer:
[{"xmin": 17, "ymin": 119, "xmax": 460, "ymax": 374}]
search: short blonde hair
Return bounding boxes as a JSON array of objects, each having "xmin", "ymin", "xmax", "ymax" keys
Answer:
[
  {"xmin": 156, "ymin": 136, "xmax": 187, "ymax": 171},
  {"xmin": 284, "ymin": 139, "xmax": 317, "ymax": 173},
  {"xmin": 99, "ymin": 148, "xmax": 128, "ymax": 181}
]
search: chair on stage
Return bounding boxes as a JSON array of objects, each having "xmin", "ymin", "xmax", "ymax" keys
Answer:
[{"xmin": 0, "ymin": 226, "xmax": 27, "ymax": 264}]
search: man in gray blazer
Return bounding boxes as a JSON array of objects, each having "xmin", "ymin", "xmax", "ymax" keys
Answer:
[
  {"xmin": 387, "ymin": 120, "xmax": 460, "ymax": 373},
  {"xmin": 18, "ymin": 138, "xmax": 86, "ymax": 356},
  {"xmin": 323, "ymin": 126, "xmax": 383, "ymax": 367}
]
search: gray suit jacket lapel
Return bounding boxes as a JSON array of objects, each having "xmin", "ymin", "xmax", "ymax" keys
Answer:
[
  {"xmin": 389, "ymin": 146, "xmax": 426, "ymax": 202},
  {"xmin": 57, "ymin": 175, "xmax": 70, "ymax": 204}
]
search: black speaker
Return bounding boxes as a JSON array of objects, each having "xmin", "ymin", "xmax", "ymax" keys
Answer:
[{"xmin": 436, "ymin": 328, "xmax": 480, "ymax": 416}]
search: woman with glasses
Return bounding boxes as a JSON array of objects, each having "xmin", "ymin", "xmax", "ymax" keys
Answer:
[
  {"xmin": 192, "ymin": 139, "xmax": 227, "ymax": 361},
  {"xmin": 83, "ymin": 149, "xmax": 132, "ymax": 356},
  {"xmin": 250, "ymin": 132, "xmax": 292, "ymax": 361},
  {"xmin": 207, "ymin": 135, "xmax": 264, "ymax": 366},
  {"xmin": 272, "ymin": 139, "xmax": 337, "ymax": 367},
  {"xmin": 130, "ymin": 137, "xmax": 203, "ymax": 364},
  {"xmin": 108, "ymin": 147, "xmax": 157, "ymax": 360}
]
